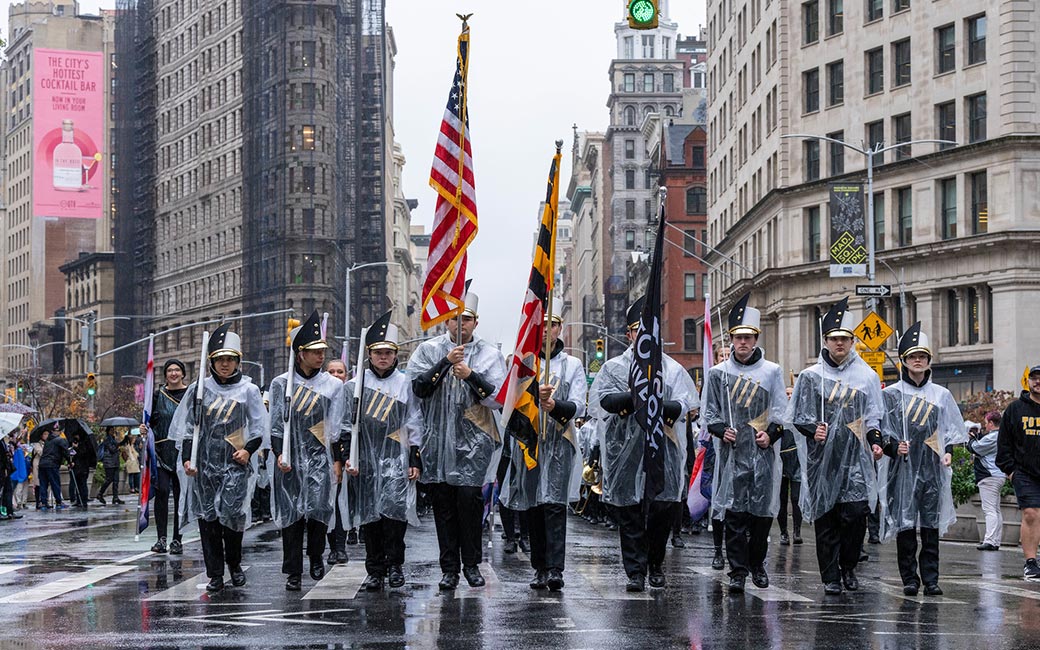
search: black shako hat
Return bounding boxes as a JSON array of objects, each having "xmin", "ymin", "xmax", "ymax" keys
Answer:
[
  {"xmin": 821, "ymin": 297, "xmax": 856, "ymax": 338},
  {"xmin": 728, "ymin": 292, "xmax": 761, "ymax": 336},
  {"xmin": 898, "ymin": 321, "xmax": 932, "ymax": 359},
  {"xmin": 365, "ymin": 310, "xmax": 399, "ymax": 352},
  {"xmin": 290, "ymin": 310, "xmax": 328, "ymax": 352},
  {"xmin": 208, "ymin": 323, "xmax": 241, "ymax": 359},
  {"xmin": 626, "ymin": 296, "xmax": 646, "ymax": 331}
]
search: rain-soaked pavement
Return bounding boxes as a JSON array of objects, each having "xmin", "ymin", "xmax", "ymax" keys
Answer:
[{"xmin": 0, "ymin": 504, "xmax": 1038, "ymax": 649}]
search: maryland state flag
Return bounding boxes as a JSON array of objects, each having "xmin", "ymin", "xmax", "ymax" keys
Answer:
[
  {"xmin": 629, "ymin": 190, "xmax": 668, "ymax": 501},
  {"xmin": 495, "ymin": 144, "xmax": 563, "ymax": 470}
]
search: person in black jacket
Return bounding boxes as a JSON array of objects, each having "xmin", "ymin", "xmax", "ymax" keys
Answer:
[
  {"xmin": 141, "ymin": 359, "xmax": 190, "ymax": 553},
  {"xmin": 38, "ymin": 427, "xmax": 70, "ymax": 509},
  {"xmin": 996, "ymin": 366, "xmax": 1040, "ymax": 583},
  {"xmin": 95, "ymin": 428, "xmax": 129, "ymax": 505}
]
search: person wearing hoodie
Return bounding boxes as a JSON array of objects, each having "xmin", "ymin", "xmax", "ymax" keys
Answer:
[
  {"xmin": 996, "ymin": 365, "xmax": 1040, "ymax": 583},
  {"xmin": 968, "ymin": 411, "xmax": 1005, "ymax": 551}
]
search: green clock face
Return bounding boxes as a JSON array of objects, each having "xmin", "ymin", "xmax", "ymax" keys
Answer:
[{"xmin": 630, "ymin": 0, "xmax": 656, "ymax": 24}]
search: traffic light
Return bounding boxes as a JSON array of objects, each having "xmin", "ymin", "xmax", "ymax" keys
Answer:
[
  {"xmin": 286, "ymin": 318, "xmax": 301, "ymax": 346},
  {"xmin": 627, "ymin": 0, "xmax": 659, "ymax": 30},
  {"xmin": 16, "ymin": 380, "xmax": 24, "ymax": 395},
  {"xmin": 85, "ymin": 373, "xmax": 97, "ymax": 397},
  {"xmin": 595, "ymin": 339, "xmax": 605, "ymax": 360}
]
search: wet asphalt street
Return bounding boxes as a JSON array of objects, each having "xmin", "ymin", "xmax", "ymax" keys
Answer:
[{"xmin": 0, "ymin": 504, "xmax": 1038, "ymax": 649}]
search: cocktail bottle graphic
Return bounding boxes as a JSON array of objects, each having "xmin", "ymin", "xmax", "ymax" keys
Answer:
[{"xmin": 52, "ymin": 119, "xmax": 83, "ymax": 191}]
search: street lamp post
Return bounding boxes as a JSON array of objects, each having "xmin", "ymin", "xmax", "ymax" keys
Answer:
[
  {"xmin": 781, "ymin": 134, "xmax": 956, "ymax": 313},
  {"xmin": 240, "ymin": 361, "xmax": 265, "ymax": 388},
  {"xmin": 342, "ymin": 261, "xmax": 401, "ymax": 363}
]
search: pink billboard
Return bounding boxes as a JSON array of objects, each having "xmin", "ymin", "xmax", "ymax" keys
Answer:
[{"xmin": 32, "ymin": 48, "xmax": 105, "ymax": 219}]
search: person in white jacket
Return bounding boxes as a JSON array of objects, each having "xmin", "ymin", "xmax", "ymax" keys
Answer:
[{"xmin": 968, "ymin": 411, "xmax": 1005, "ymax": 551}]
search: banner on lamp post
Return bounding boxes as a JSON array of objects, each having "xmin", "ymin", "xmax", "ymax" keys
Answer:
[{"xmin": 828, "ymin": 183, "xmax": 867, "ymax": 278}]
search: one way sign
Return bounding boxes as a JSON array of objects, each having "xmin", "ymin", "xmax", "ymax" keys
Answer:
[{"xmin": 856, "ymin": 284, "xmax": 892, "ymax": 298}]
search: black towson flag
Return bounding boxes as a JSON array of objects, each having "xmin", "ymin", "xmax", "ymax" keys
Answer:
[{"xmin": 629, "ymin": 190, "xmax": 667, "ymax": 501}]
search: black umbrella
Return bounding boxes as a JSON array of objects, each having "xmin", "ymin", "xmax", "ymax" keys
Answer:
[
  {"xmin": 98, "ymin": 416, "xmax": 140, "ymax": 428},
  {"xmin": 33, "ymin": 418, "xmax": 95, "ymax": 448}
]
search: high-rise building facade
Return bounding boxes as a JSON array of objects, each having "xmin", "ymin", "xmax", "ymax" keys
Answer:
[{"xmin": 706, "ymin": 0, "xmax": 1040, "ymax": 396}]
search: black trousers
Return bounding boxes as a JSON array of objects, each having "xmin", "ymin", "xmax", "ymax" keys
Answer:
[
  {"xmin": 326, "ymin": 482, "xmax": 345, "ymax": 552},
  {"xmin": 198, "ymin": 518, "xmax": 243, "ymax": 578},
  {"xmin": 896, "ymin": 527, "xmax": 940, "ymax": 587},
  {"xmin": 97, "ymin": 466, "xmax": 119, "ymax": 499},
  {"xmin": 281, "ymin": 517, "xmax": 328, "ymax": 575},
  {"xmin": 429, "ymin": 482, "xmax": 484, "ymax": 573},
  {"xmin": 500, "ymin": 504, "xmax": 528, "ymax": 541},
  {"xmin": 0, "ymin": 477, "xmax": 12, "ymax": 514},
  {"xmin": 725, "ymin": 511, "xmax": 773, "ymax": 578},
  {"xmin": 528, "ymin": 503, "xmax": 567, "ymax": 571},
  {"xmin": 867, "ymin": 503, "xmax": 881, "ymax": 539},
  {"xmin": 616, "ymin": 500, "xmax": 676, "ymax": 579},
  {"xmin": 153, "ymin": 467, "xmax": 181, "ymax": 541},
  {"xmin": 778, "ymin": 478, "xmax": 802, "ymax": 534},
  {"xmin": 712, "ymin": 517, "xmax": 725, "ymax": 551},
  {"xmin": 72, "ymin": 470, "xmax": 91, "ymax": 507},
  {"xmin": 814, "ymin": 500, "xmax": 868, "ymax": 584},
  {"xmin": 362, "ymin": 517, "xmax": 408, "ymax": 577}
]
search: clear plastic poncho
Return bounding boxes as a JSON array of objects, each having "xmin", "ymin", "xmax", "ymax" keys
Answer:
[
  {"xmin": 340, "ymin": 367, "xmax": 423, "ymax": 527},
  {"xmin": 499, "ymin": 350, "xmax": 589, "ymax": 509},
  {"xmin": 407, "ymin": 333, "xmax": 507, "ymax": 488},
  {"xmin": 171, "ymin": 375, "xmax": 268, "ymax": 532},
  {"xmin": 877, "ymin": 377, "xmax": 966, "ymax": 539},
  {"xmin": 589, "ymin": 348, "xmax": 698, "ymax": 507},
  {"xmin": 703, "ymin": 352, "xmax": 788, "ymax": 520},
  {"xmin": 268, "ymin": 370, "xmax": 346, "ymax": 529},
  {"xmin": 578, "ymin": 418, "xmax": 598, "ymax": 462},
  {"xmin": 786, "ymin": 350, "xmax": 884, "ymax": 523}
]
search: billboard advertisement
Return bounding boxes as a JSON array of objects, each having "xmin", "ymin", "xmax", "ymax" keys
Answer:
[
  {"xmin": 828, "ymin": 183, "xmax": 867, "ymax": 278},
  {"xmin": 32, "ymin": 48, "xmax": 104, "ymax": 219}
]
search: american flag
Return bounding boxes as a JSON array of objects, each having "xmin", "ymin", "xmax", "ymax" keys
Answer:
[
  {"xmin": 138, "ymin": 334, "xmax": 157, "ymax": 535},
  {"xmin": 422, "ymin": 22, "xmax": 477, "ymax": 330}
]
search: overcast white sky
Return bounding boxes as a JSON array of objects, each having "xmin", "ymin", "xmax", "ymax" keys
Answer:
[{"xmin": 3, "ymin": 0, "xmax": 708, "ymax": 347}]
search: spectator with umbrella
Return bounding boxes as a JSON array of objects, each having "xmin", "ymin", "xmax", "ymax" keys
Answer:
[
  {"xmin": 38, "ymin": 424, "xmax": 70, "ymax": 509},
  {"xmin": 95, "ymin": 417, "xmax": 138, "ymax": 505}
]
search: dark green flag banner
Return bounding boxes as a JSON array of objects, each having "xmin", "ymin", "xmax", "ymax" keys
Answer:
[{"xmin": 829, "ymin": 183, "xmax": 867, "ymax": 278}]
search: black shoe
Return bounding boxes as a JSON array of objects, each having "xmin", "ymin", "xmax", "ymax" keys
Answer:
[
  {"xmin": 362, "ymin": 574, "xmax": 384, "ymax": 591},
  {"xmin": 546, "ymin": 569, "xmax": 564, "ymax": 591},
  {"xmin": 903, "ymin": 582, "xmax": 920, "ymax": 596},
  {"xmin": 529, "ymin": 570, "xmax": 548, "ymax": 590},
  {"xmin": 438, "ymin": 573, "xmax": 459, "ymax": 591},
  {"xmin": 518, "ymin": 537, "xmax": 531, "ymax": 554},
  {"xmin": 310, "ymin": 557, "xmax": 325, "ymax": 581},
  {"xmin": 824, "ymin": 582, "xmax": 843, "ymax": 595},
  {"xmin": 462, "ymin": 565, "xmax": 485, "ymax": 587},
  {"xmin": 626, "ymin": 575, "xmax": 645, "ymax": 592},
  {"xmin": 327, "ymin": 549, "xmax": 339, "ymax": 566},
  {"xmin": 346, "ymin": 529, "xmax": 359, "ymax": 545},
  {"xmin": 169, "ymin": 538, "xmax": 183, "ymax": 555},
  {"xmin": 868, "ymin": 534, "xmax": 880, "ymax": 544},
  {"xmin": 648, "ymin": 567, "xmax": 666, "ymax": 589},
  {"xmin": 335, "ymin": 550, "xmax": 349, "ymax": 564},
  {"xmin": 923, "ymin": 584, "xmax": 943, "ymax": 596},
  {"xmin": 388, "ymin": 565, "xmax": 405, "ymax": 589},
  {"xmin": 841, "ymin": 568, "xmax": 859, "ymax": 591},
  {"xmin": 113, "ymin": 498, "xmax": 125, "ymax": 505},
  {"xmin": 285, "ymin": 574, "xmax": 302, "ymax": 591},
  {"xmin": 751, "ymin": 566, "xmax": 769, "ymax": 589},
  {"xmin": 151, "ymin": 538, "xmax": 168, "ymax": 554},
  {"xmin": 793, "ymin": 533, "xmax": 804, "ymax": 545},
  {"xmin": 977, "ymin": 543, "xmax": 1000, "ymax": 551},
  {"xmin": 96, "ymin": 495, "xmax": 106, "ymax": 505},
  {"xmin": 671, "ymin": 535, "xmax": 686, "ymax": 549},
  {"xmin": 230, "ymin": 566, "xmax": 246, "ymax": 587},
  {"xmin": 503, "ymin": 539, "xmax": 518, "ymax": 554},
  {"xmin": 728, "ymin": 575, "xmax": 746, "ymax": 594},
  {"xmin": 206, "ymin": 576, "xmax": 224, "ymax": 592},
  {"xmin": 711, "ymin": 549, "xmax": 725, "ymax": 570},
  {"xmin": 779, "ymin": 533, "xmax": 790, "ymax": 546}
]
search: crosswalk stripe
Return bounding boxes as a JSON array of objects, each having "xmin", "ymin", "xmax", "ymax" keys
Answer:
[
  {"xmin": 871, "ymin": 580, "xmax": 965, "ymax": 604},
  {"xmin": 455, "ymin": 562, "xmax": 500, "ymax": 599},
  {"xmin": 0, "ymin": 565, "xmax": 134, "ymax": 603},
  {"xmin": 145, "ymin": 566, "xmax": 251, "ymax": 602},
  {"xmin": 302, "ymin": 563, "xmax": 367, "ymax": 600},
  {"xmin": 689, "ymin": 566, "xmax": 813, "ymax": 602},
  {"xmin": 946, "ymin": 578, "xmax": 1040, "ymax": 601},
  {"xmin": 0, "ymin": 565, "xmax": 26, "ymax": 576}
]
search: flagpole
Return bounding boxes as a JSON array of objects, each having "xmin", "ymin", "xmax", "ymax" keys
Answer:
[
  {"xmin": 136, "ymin": 333, "xmax": 155, "ymax": 541},
  {"xmin": 540, "ymin": 140, "xmax": 563, "ymax": 440}
]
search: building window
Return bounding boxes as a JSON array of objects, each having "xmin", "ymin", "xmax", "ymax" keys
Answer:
[
  {"xmin": 643, "ymin": 73, "xmax": 655, "ymax": 92},
  {"xmin": 873, "ymin": 192, "xmax": 885, "ymax": 251},
  {"xmin": 828, "ymin": 131, "xmax": 845, "ymax": 176},
  {"xmin": 683, "ymin": 230, "xmax": 698, "ymax": 256},
  {"xmin": 624, "ymin": 106, "xmax": 636, "ymax": 125},
  {"xmin": 971, "ymin": 171, "xmax": 988, "ymax": 234},
  {"xmin": 684, "ymin": 273, "xmax": 697, "ymax": 300},
  {"xmin": 803, "ymin": 1, "xmax": 819, "ymax": 45},
  {"xmin": 625, "ymin": 230, "xmax": 636, "ymax": 250},
  {"xmin": 805, "ymin": 141, "xmax": 820, "ymax": 181},
  {"xmin": 684, "ymin": 319, "xmax": 699, "ymax": 351},
  {"xmin": 936, "ymin": 24, "xmax": 955, "ymax": 74},
  {"xmin": 866, "ymin": 120, "xmax": 884, "ymax": 164},
  {"xmin": 691, "ymin": 146, "xmax": 706, "ymax": 169},
  {"xmin": 940, "ymin": 177, "xmax": 957, "ymax": 239},
  {"xmin": 625, "ymin": 170, "xmax": 635, "ymax": 190},
  {"xmin": 642, "ymin": 35, "xmax": 655, "ymax": 59},
  {"xmin": 827, "ymin": 60, "xmax": 844, "ymax": 106},
  {"xmin": 301, "ymin": 125, "xmax": 316, "ymax": 151},
  {"xmin": 866, "ymin": 48, "xmax": 884, "ymax": 94},
  {"xmin": 686, "ymin": 187, "xmax": 707, "ymax": 214},
  {"xmin": 893, "ymin": 38, "xmax": 911, "ymax": 87},
  {"xmin": 893, "ymin": 113, "xmax": 912, "ymax": 161},
  {"xmin": 897, "ymin": 186, "xmax": 912, "ymax": 246},
  {"xmin": 866, "ymin": 0, "xmax": 883, "ymax": 22},
  {"xmin": 803, "ymin": 68, "xmax": 820, "ymax": 113},
  {"xmin": 625, "ymin": 139, "xmax": 635, "ymax": 159},
  {"xmin": 625, "ymin": 200, "xmax": 636, "ymax": 219},
  {"xmin": 624, "ymin": 73, "xmax": 635, "ymax": 93},
  {"xmin": 893, "ymin": 0, "xmax": 909, "ymax": 12},
  {"xmin": 623, "ymin": 36, "xmax": 634, "ymax": 59},
  {"xmin": 967, "ymin": 93, "xmax": 987, "ymax": 143},
  {"xmin": 807, "ymin": 206, "xmax": 822, "ymax": 261},
  {"xmin": 663, "ymin": 73, "xmax": 674, "ymax": 92},
  {"xmin": 947, "ymin": 289, "xmax": 959, "ymax": 346},
  {"xmin": 936, "ymin": 101, "xmax": 956, "ymax": 150},
  {"xmin": 302, "ymin": 166, "xmax": 315, "ymax": 192},
  {"xmin": 827, "ymin": 0, "xmax": 843, "ymax": 36},
  {"xmin": 967, "ymin": 15, "xmax": 986, "ymax": 65}
]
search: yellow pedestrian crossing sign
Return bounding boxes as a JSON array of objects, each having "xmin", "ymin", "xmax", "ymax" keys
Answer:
[{"xmin": 855, "ymin": 312, "xmax": 893, "ymax": 351}]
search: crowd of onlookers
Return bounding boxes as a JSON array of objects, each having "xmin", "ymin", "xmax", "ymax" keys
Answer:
[{"xmin": 0, "ymin": 423, "xmax": 144, "ymax": 518}]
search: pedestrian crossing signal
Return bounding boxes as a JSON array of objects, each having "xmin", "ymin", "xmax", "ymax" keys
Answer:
[
  {"xmin": 595, "ymin": 339, "xmax": 605, "ymax": 360},
  {"xmin": 85, "ymin": 373, "xmax": 97, "ymax": 397}
]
